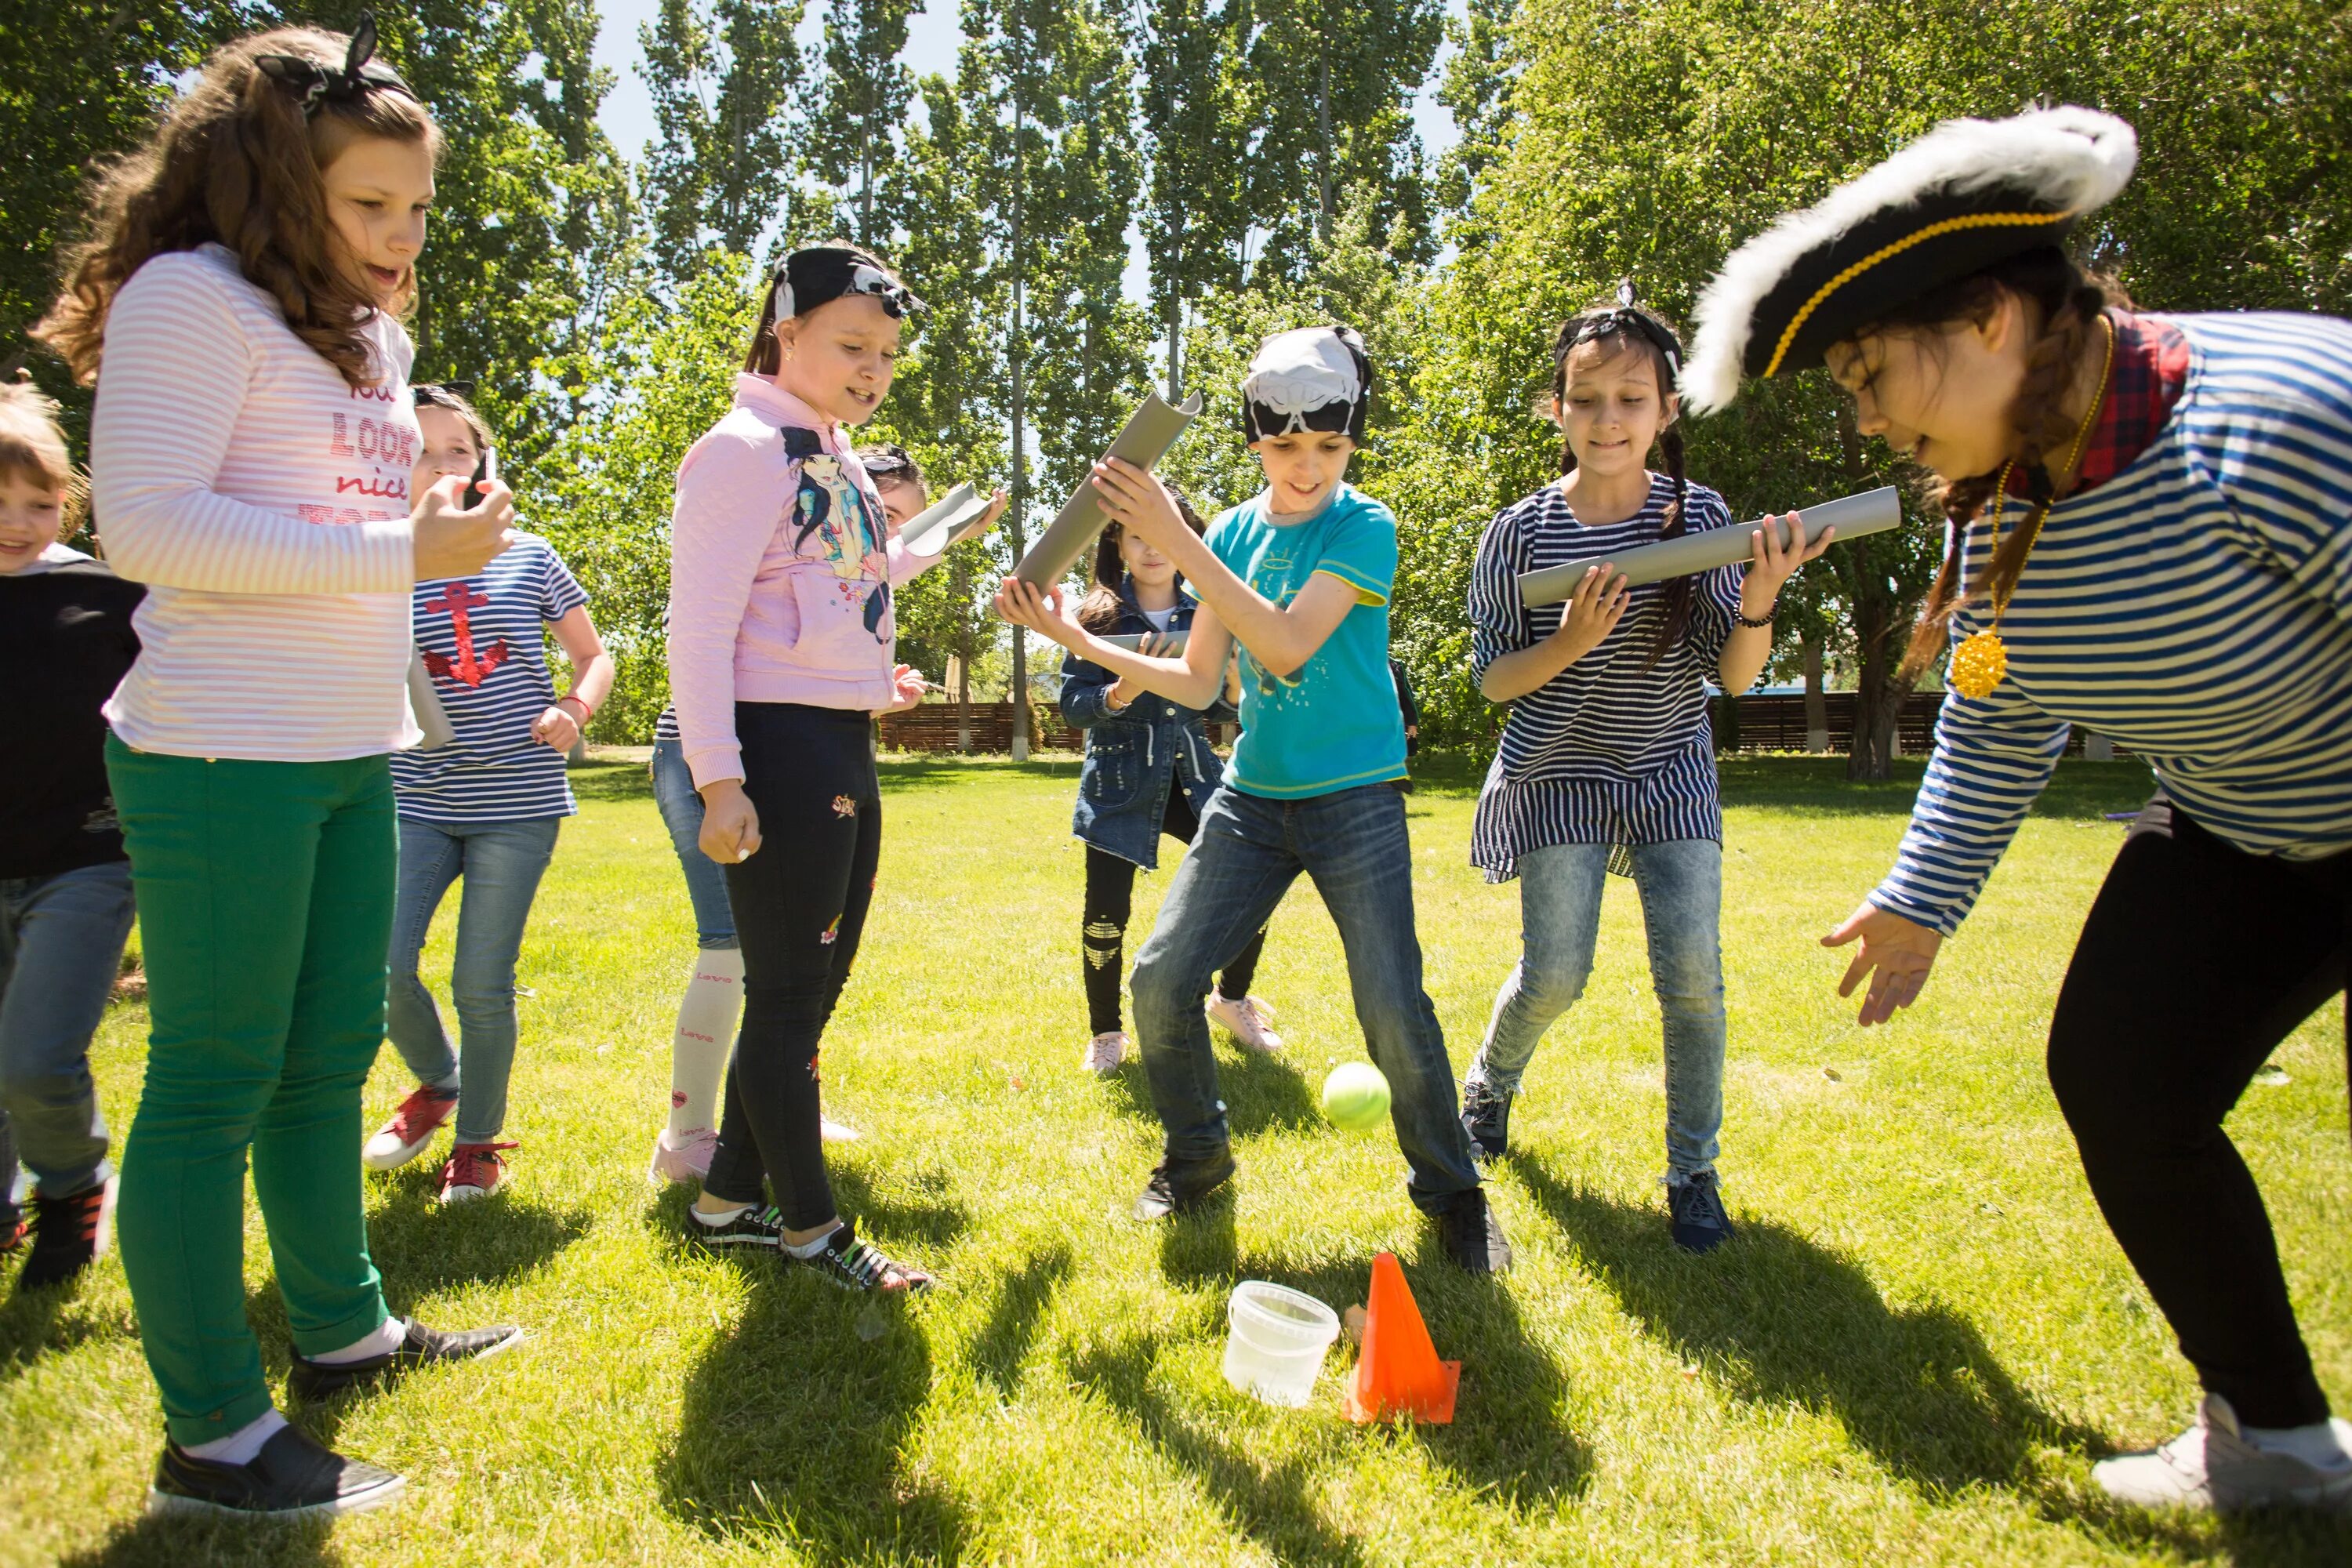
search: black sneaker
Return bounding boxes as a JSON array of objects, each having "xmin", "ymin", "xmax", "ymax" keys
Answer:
[
  {"xmin": 17, "ymin": 1178, "xmax": 114, "ymax": 1292},
  {"xmin": 1132, "ymin": 1147, "xmax": 1236, "ymax": 1221},
  {"xmin": 1434, "ymin": 1187, "xmax": 1513, "ymax": 1275},
  {"xmin": 148, "ymin": 1424, "xmax": 405, "ymax": 1519},
  {"xmin": 797, "ymin": 1220, "xmax": 932, "ymax": 1293},
  {"xmin": 688, "ymin": 1201, "xmax": 790, "ymax": 1254},
  {"xmin": 1668, "ymin": 1171, "xmax": 1735, "ymax": 1254},
  {"xmin": 1459, "ymin": 1081, "xmax": 1512, "ymax": 1163},
  {"xmin": 287, "ymin": 1319, "xmax": 524, "ymax": 1403}
]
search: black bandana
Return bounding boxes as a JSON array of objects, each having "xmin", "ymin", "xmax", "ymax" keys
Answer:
[
  {"xmin": 254, "ymin": 13, "xmax": 418, "ymax": 119},
  {"xmin": 771, "ymin": 246, "xmax": 923, "ymax": 321},
  {"xmin": 1556, "ymin": 283, "xmax": 1684, "ymax": 391}
]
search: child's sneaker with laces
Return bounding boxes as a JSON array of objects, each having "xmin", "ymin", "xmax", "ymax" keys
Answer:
[
  {"xmin": 437, "ymin": 1142, "xmax": 516, "ymax": 1204},
  {"xmin": 1667, "ymin": 1171, "xmax": 1735, "ymax": 1254},
  {"xmin": 1082, "ymin": 1029, "xmax": 1129, "ymax": 1076},
  {"xmin": 363, "ymin": 1084, "xmax": 459, "ymax": 1171},
  {"xmin": 688, "ymin": 1202, "xmax": 789, "ymax": 1253},
  {"xmin": 2095, "ymin": 1392, "xmax": 2352, "ymax": 1512},
  {"xmin": 17, "ymin": 1175, "xmax": 116, "ymax": 1291},
  {"xmin": 797, "ymin": 1220, "xmax": 931, "ymax": 1293},
  {"xmin": 1460, "ymin": 1080, "xmax": 1512, "ymax": 1162},
  {"xmin": 1207, "ymin": 993, "xmax": 1282, "ymax": 1054}
]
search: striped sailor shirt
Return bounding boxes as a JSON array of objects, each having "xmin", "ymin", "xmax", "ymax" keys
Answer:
[
  {"xmin": 1874, "ymin": 311, "xmax": 2352, "ymax": 935},
  {"xmin": 1468, "ymin": 474, "xmax": 1744, "ymax": 881}
]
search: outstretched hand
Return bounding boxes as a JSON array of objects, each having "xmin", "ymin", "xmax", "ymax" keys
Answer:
[
  {"xmin": 1821, "ymin": 900, "xmax": 1943, "ymax": 1025},
  {"xmin": 993, "ymin": 577, "xmax": 1083, "ymax": 648}
]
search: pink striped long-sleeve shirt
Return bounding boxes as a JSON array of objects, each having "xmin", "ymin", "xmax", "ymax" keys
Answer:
[
  {"xmin": 666, "ymin": 375, "xmax": 935, "ymax": 789},
  {"xmin": 90, "ymin": 245, "xmax": 422, "ymax": 760}
]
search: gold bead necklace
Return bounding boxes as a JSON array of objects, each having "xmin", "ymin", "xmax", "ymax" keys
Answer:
[{"xmin": 1947, "ymin": 316, "xmax": 2118, "ymax": 701}]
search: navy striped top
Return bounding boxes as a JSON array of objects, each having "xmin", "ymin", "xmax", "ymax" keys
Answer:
[
  {"xmin": 1875, "ymin": 312, "xmax": 2352, "ymax": 935},
  {"xmin": 390, "ymin": 532, "xmax": 589, "ymax": 823},
  {"xmin": 1469, "ymin": 474, "xmax": 1744, "ymax": 881}
]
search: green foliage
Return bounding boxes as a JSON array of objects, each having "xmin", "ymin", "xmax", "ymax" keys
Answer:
[
  {"xmin": 638, "ymin": 0, "xmax": 811, "ymax": 281},
  {"xmin": 805, "ymin": 0, "xmax": 923, "ymax": 248}
]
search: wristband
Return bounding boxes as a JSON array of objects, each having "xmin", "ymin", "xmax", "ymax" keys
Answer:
[
  {"xmin": 1735, "ymin": 606, "xmax": 1777, "ymax": 630},
  {"xmin": 557, "ymin": 694, "xmax": 595, "ymax": 721},
  {"xmin": 1103, "ymin": 685, "xmax": 1132, "ymax": 713}
]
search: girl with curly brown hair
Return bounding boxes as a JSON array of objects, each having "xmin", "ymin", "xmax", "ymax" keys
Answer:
[{"xmin": 35, "ymin": 14, "xmax": 521, "ymax": 1520}]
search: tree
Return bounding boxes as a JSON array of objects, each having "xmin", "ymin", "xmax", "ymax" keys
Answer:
[
  {"xmin": 804, "ymin": 0, "xmax": 920, "ymax": 249},
  {"xmin": 1137, "ymin": 0, "xmax": 1253, "ymax": 394},
  {"xmin": 638, "ymin": 0, "xmax": 810, "ymax": 285}
]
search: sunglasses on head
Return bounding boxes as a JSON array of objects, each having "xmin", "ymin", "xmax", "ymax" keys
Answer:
[{"xmin": 860, "ymin": 445, "xmax": 915, "ymax": 478}]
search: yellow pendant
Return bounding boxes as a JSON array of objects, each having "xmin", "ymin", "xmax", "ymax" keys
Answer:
[{"xmin": 1949, "ymin": 628, "xmax": 2009, "ymax": 700}]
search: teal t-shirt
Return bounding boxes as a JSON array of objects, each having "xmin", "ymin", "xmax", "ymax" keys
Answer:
[{"xmin": 1207, "ymin": 483, "xmax": 1408, "ymax": 799}]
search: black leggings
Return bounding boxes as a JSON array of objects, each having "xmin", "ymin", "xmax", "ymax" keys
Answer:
[
  {"xmin": 1083, "ymin": 785, "xmax": 1265, "ymax": 1036},
  {"xmin": 706, "ymin": 702, "xmax": 880, "ymax": 1228},
  {"xmin": 2046, "ymin": 803, "xmax": 2350, "ymax": 1427}
]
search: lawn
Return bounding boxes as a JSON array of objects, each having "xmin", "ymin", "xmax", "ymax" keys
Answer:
[{"xmin": 4, "ymin": 753, "xmax": 2347, "ymax": 1566}]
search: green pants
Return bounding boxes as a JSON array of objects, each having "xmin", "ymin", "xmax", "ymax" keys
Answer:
[{"xmin": 107, "ymin": 740, "xmax": 396, "ymax": 1446}]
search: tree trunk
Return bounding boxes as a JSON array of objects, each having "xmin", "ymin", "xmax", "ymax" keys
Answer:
[
  {"xmin": 1316, "ymin": 45, "xmax": 1334, "ymax": 240},
  {"xmin": 1802, "ymin": 631, "xmax": 1828, "ymax": 753},
  {"xmin": 1007, "ymin": 104, "xmax": 1030, "ymax": 762},
  {"xmin": 1167, "ymin": 292, "xmax": 1182, "ymax": 397}
]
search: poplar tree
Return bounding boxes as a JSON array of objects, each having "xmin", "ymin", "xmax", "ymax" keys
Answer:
[
  {"xmin": 639, "ymin": 0, "xmax": 809, "ymax": 284},
  {"xmin": 805, "ymin": 0, "xmax": 920, "ymax": 248},
  {"xmin": 1137, "ymin": 0, "xmax": 1253, "ymax": 394}
]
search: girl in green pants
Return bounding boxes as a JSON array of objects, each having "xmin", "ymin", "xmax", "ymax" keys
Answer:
[{"xmin": 39, "ymin": 17, "xmax": 523, "ymax": 1520}]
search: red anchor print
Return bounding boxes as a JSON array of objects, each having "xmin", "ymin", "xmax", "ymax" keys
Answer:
[{"xmin": 420, "ymin": 582, "xmax": 511, "ymax": 688}]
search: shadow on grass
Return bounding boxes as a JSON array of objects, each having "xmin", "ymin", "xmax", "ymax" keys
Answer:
[
  {"xmin": 1517, "ymin": 1155, "xmax": 2096, "ymax": 1493},
  {"xmin": 362, "ymin": 1171, "xmax": 592, "ymax": 1312},
  {"xmin": 0, "ymin": 1272, "xmax": 132, "ymax": 1388},
  {"xmin": 1712, "ymin": 755, "xmax": 2154, "ymax": 822},
  {"xmin": 656, "ymin": 1197, "xmax": 965, "ymax": 1560},
  {"xmin": 59, "ymin": 1512, "xmax": 344, "ymax": 1567},
  {"xmin": 971, "ymin": 1243, "xmax": 1073, "ymax": 1398},
  {"xmin": 1101, "ymin": 1042, "xmax": 1322, "ymax": 1142}
]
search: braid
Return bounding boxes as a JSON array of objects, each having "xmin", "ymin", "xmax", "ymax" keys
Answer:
[
  {"xmin": 1894, "ymin": 255, "xmax": 2127, "ymax": 679},
  {"xmin": 1641, "ymin": 423, "xmax": 1693, "ymax": 669}
]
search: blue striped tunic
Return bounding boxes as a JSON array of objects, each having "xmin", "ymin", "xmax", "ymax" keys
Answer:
[
  {"xmin": 1469, "ymin": 474, "xmax": 1744, "ymax": 881},
  {"xmin": 1875, "ymin": 312, "xmax": 2352, "ymax": 935}
]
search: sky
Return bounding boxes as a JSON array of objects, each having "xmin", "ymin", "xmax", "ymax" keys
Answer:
[{"xmin": 589, "ymin": 0, "xmax": 1470, "ymax": 296}]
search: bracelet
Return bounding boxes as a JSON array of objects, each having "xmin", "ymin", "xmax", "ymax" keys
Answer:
[
  {"xmin": 1735, "ymin": 606, "xmax": 1777, "ymax": 630},
  {"xmin": 557, "ymin": 694, "xmax": 595, "ymax": 720},
  {"xmin": 1102, "ymin": 685, "xmax": 1132, "ymax": 713}
]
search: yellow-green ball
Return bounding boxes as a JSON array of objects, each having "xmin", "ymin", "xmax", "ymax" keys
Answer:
[{"xmin": 1321, "ymin": 1062, "xmax": 1392, "ymax": 1133}]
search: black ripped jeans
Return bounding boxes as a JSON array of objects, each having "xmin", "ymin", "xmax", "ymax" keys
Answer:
[
  {"xmin": 704, "ymin": 702, "xmax": 880, "ymax": 1229},
  {"xmin": 2046, "ymin": 804, "xmax": 2350, "ymax": 1427},
  {"xmin": 1083, "ymin": 785, "xmax": 1265, "ymax": 1037}
]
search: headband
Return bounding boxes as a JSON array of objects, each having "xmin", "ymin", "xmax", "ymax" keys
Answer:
[
  {"xmin": 1556, "ymin": 284, "xmax": 1684, "ymax": 391},
  {"xmin": 771, "ymin": 246, "xmax": 924, "ymax": 321},
  {"xmin": 253, "ymin": 13, "xmax": 419, "ymax": 119},
  {"xmin": 1242, "ymin": 325, "xmax": 1372, "ymax": 442}
]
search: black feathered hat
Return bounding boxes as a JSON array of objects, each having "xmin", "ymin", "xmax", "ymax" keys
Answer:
[{"xmin": 1683, "ymin": 107, "xmax": 2136, "ymax": 413}]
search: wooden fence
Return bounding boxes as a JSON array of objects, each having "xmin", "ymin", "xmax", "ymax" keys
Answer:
[{"xmin": 880, "ymin": 695, "xmax": 2119, "ymax": 757}]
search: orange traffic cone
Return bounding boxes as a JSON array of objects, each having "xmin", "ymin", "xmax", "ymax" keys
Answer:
[{"xmin": 1342, "ymin": 1250, "xmax": 1458, "ymax": 1424}]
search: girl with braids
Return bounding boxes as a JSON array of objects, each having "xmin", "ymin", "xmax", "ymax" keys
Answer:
[
  {"xmin": 1057, "ymin": 495, "xmax": 1279, "ymax": 1077},
  {"xmin": 34, "ymin": 15, "xmax": 521, "ymax": 1517},
  {"xmin": 1456, "ymin": 295, "xmax": 1828, "ymax": 1251},
  {"xmin": 1690, "ymin": 106, "xmax": 2352, "ymax": 1512}
]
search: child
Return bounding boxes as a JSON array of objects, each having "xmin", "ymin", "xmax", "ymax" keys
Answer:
[
  {"xmin": 362, "ymin": 383, "xmax": 614, "ymax": 1203},
  {"xmin": 996, "ymin": 325, "xmax": 1510, "ymax": 1274},
  {"xmin": 0, "ymin": 381, "xmax": 139, "ymax": 1294},
  {"xmin": 667, "ymin": 244, "xmax": 997, "ymax": 1293},
  {"xmin": 1058, "ymin": 500, "xmax": 1281, "ymax": 1076},
  {"xmin": 644, "ymin": 439, "xmax": 944, "ymax": 1183},
  {"xmin": 1458, "ymin": 298, "xmax": 1827, "ymax": 1254},
  {"xmin": 36, "ymin": 20, "xmax": 521, "ymax": 1518},
  {"xmin": 1693, "ymin": 105, "xmax": 2352, "ymax": 1509}
]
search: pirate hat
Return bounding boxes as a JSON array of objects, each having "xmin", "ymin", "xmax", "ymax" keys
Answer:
[{"xmin": 1683, "ymin": 107, "xmax": 2136, "ymax": 413}]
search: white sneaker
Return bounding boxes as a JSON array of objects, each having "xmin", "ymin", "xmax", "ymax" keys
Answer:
[
  {"xmin": 2093, "ymin": 1393, "xmax": 2352, "ymax": 1512},
  {"xmin": 647, "ymin": 1126, "xmax": 718, "ymax": 1185},
  {"xmin": 1082, "ymin": 1030, "xmax": 1129, "ymax": 1076},
  {"xmin": 820, "ymin": 1117, "xmax": 862, "ymax": 1143},
  {"xmin": 1207, "ymin": 993, "xmax": 1283, "ymax": 1054}
]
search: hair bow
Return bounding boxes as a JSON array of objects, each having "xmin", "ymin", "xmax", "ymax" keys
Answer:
[{"xmin": 254, "ymin": 12, "xmax": 417, "ymax": 118}]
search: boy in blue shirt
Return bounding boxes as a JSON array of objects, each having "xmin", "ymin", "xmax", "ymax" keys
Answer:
[{"xmin": 996, "ymin": 326, "xmax": 1508, "ymax": 1273}]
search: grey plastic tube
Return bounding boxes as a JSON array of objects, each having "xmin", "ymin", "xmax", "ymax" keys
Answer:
[
  {"xmin": 1100, "ymin": 630, "xmax": 1190, "ymax": 653},
  {"xmin": 1517, "ymin": 485, "xmax": 1904, "ymax": 607},
  {"xmin": 407, "ymin": 652, "xmax": 455, "ymax": 750},
  {"xmin": 896, "ymin": 481, "xmax": 989, "ymax": 557},
  {"xmin": 1014, "ymin": 390, "xmax": 1205, "ymax": 586}
]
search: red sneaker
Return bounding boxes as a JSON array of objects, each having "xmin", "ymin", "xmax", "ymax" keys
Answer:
[
  {"xmin": 438, "ymin": 1142, "xmax": 517, "ymax": 1205},
  {"xmin": 362, "ymin": 1085, "xmax": 459, "ymax": 1172}
]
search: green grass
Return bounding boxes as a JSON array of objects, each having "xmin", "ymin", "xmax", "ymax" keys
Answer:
[{"xmin": 4, "ymin": 753, "xmax": 2348, "ymax": 1566}]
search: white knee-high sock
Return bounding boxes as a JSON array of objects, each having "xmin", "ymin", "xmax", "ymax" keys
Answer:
[{"xmin": 668, "ymin": 946, "xmax": 742, "ymax": 1137}]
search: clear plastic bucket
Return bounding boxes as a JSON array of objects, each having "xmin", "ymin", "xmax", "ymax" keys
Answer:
[{"xmin": 1221, "ymin": 1280, "xmax": 1341, "ymax": 1407}]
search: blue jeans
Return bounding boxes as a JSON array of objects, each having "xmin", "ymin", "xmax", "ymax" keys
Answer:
[
  {"xmin": 384, "ymin": 816, "xmax": 561, "ymax": 1144},
  {"xmin": 652, "ymin": 739, "xmax": 737, "ymax": 950},
  {"xmin": 0, "ymin": 861, "xmax": 134, "ymax": 1218},
  {"xmin": 1129, "ymin": 784, "xmax": 1480, "ymax": 1212},
  {"xmin": 1469, "ymin": 839, "xmax": 1727, "ymax": 1177}
]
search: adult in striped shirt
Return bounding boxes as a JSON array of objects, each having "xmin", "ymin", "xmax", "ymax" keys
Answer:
[
  {"xmin": 364, "ymin": 384, "xmax": 613, "ymax": 1205},
  {"xmin": 36, "ymin": 21, "xmax": 522, "ymax": 1520},
  {"xmin": 1688, "ymin": 106, "xmax": 2352, "ymax": 1512},
  {"xmin": 1461, "ymin": 299, "xmax": 1828, "ymax": 1254}
]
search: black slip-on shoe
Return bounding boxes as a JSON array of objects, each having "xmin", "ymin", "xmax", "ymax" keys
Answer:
[
  {"xmin": 1434, "ymin": 1187, "xmax": 1513, "ymax": 1275},
  {"xmin": 1132, "ymin": 1148, "xmax": 1236, "ymax": 1221},
  {"xmin": 287, "ymin": 1319, "xmax": 524, "ymax": 1403},
  {"xmin": 1667, "ymin": 1171, "xmax": 1736, "ymax": 1254},
  {"xmin": 148, "ymin": 1425, "xmax": 405, "ymax": 1519},
  {"xmin": 1459, "ymin": 1082, "xmax": 1512, "ymax": 1163}
]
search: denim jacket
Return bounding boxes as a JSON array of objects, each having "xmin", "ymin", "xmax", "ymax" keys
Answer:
[{"xmin": 1059, "ymin": 582, "xmax": 1234, "ymax": 869}]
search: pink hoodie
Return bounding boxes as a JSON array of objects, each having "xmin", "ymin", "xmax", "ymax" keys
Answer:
[{"xmin": 666, "ymin": 376, "xmax": 934, "ymax": 789}]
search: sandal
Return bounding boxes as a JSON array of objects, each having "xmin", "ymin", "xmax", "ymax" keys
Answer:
[{"xmin": 800, "ymin": 1220, "xmax": 931, "ymax": 1294}]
